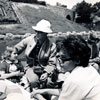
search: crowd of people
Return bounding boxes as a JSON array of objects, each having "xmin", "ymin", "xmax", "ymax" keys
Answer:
[{"xmin": 0, "ymin": 19, "xmax": 100, "ymax": 100}]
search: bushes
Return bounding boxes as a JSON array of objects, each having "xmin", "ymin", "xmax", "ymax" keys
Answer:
[
  {"xmin": 9, "ymin": 0, "xmax": 46, "ymax": 6},
  {"xmin": 0, "ymin": 0, "xmax": 19, "ymax": 24},
  {"xmin": 9, "ymin": 0, "xmax": 37, "ymax": 3}
]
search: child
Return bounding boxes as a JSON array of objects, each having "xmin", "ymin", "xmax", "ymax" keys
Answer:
[{"xmin": 0, "ymin": 46, "xmax": 24, "ymax": 83}]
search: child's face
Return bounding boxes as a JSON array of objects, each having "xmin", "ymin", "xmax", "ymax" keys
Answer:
[{"xmin": 10, "ymin": 52, "xmax": 18, "ymax": 60}]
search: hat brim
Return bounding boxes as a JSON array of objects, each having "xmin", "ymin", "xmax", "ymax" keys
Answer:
[{"xmin": 32, "ymin": 26, "xmax": 52, "ymax": 33}]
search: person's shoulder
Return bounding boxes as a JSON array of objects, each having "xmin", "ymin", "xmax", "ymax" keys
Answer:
[
  {"xmin": 30, "ymin": 34, "xmax": 36, "ymax": 37},
  {"xmin": 25, "ymin": 34, "xmax": 36, "ymax": 39},
  {"xmin": 22, "ymin": 34, "xmax": 36, "ymax": 43}
]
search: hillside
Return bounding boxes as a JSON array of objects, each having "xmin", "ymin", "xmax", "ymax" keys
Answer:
[
  {"xmin": 0, "ymin": 2, "xmax": 89, "ymax": 34},
  {"xmin": 15, "ymin": 3, "xmax": 89, "ymax": 33}
]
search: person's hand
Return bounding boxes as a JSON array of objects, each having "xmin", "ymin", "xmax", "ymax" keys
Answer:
[
  {"xmin": 89, "ymin": 59, "xmax": 94, "ymax": 63},
  {"xmin": 31, "ymin": 89, "xmax": 38, "ymax": 98},
  {"xmin": 90, "ymin": 63, "xmax": 99, "ymax": 71},
  {"xmin": 15, "ymin": 71, "xmax": 24, "ymax": 77},
  {"xmin": 14, "ymin": 71, "xmax": 20, "ymax": 76},
  {"xmin": 0, "ymin": 92, "xmax": 6, "ymax": 100},
  {"xmin": 40, "ymin": 72, "xmax": 48, "ymax": 81},
  {"xmin": 18, "ymin": 72, "xmax": 24, "ymax": 77},
  {"xmin": 31, "ymin": 89, "xmax": 45, "ymax": 98}
]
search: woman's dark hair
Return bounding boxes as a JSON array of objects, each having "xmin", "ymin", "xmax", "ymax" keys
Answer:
[
  {"xmin": 56, "ymin": 36, "xmax": 66, "ymax": 52},
  {"xmin": 56, "ymin": 35, "xmax": 91, "ymax": 67}
]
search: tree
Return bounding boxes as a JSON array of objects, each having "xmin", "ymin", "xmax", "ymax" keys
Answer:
[
  {"xmin": 9, "ymin": 0, "xmax": 37, "ymax": 3},
  {"xmin": 93, "ymin": 2, "xmax": 100, "ymax": 10},
  {"xmin": 75, "ymin": 0, "xmax": 93, "ymax": 23},
  {"xmin": 92, "ymin": 2, "xmax": 100, "ymax": 17}
]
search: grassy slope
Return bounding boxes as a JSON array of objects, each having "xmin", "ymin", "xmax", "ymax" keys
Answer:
[
  {"xmin": 16, "ymin": 3, "xmax": 89, "ymax": 33},
  {"xmin": 0, "ymin": 2, "xmax": 89, "ymax": 34}
]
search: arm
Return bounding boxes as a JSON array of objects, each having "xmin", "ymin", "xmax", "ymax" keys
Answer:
[
  {"xmin": 0, "ymin": 61, "xmax": 24, "ymax": 79},
  {"xmin": 0, "ymin": 62, "xmax": 19, "ymax": 79},
  {"xmin": 31, "ymin": 89, "xmax": 60, "ymax": 100},
  {"xmin": 31, "ymin": 94, "xmax": 46, "ymax": 100},
  {"xmin": 89, "ymin": 57, "xmax": 100, "ymax": 64},
  {"xmin": 31, "ymin": 89, "xmax": 60, "ymax": 98},
  {"xmin": 14, "ymin": 36, "xmax": 32, "ymax": 55},
  {"xmin": 0, "ymin": 71, "xmax": 21, "ymax": 79}
]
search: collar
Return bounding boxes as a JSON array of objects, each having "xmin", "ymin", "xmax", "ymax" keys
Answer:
[
  {"xmin": 71, "ymin": 66, "xmax": 81, "ymax": 73},
  {"xmin": 34, "ymin": 34, "xmax": 37, "ymax": 43}
]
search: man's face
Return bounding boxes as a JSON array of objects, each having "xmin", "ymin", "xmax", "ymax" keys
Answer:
[{"xmin": 35, "ymin": 31, "xmax": 47, "ymax": 41}]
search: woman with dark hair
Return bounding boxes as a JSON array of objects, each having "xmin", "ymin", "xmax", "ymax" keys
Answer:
[{"xmin": 31, "ymin": 35, "xmax": 100, "ymax": 100}]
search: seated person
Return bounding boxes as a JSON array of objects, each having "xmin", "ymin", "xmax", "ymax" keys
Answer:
[
  {"xmin": 13, "ymin": 20, "xmax": 57, "ymax": 92},
  {"xmin": 0, "ymin": 46, "xmax": 24, "ymax": 83},
  {"xmin": 0, "ymin": 79, "xmax": 33, "ymax": 100},
  {"xmin": 31, "ymin": 35, "xmax": 100, "ymax": 100},
  {"xmin": 87, "ymin": 33, "xmax": 100, "ymax": 72}
]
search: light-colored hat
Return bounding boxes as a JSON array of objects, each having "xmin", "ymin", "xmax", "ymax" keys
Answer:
[{"xmin": 32, "ymin": 19, "xmax": 53, "ymax": 33}]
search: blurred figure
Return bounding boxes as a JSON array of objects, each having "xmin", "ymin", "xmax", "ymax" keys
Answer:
[
  {"xmin": 87, "ymin": 32, "xmax": 100, "ymax": 72},
  {"xmin": 0, "ymin": 79, "xmax": 33, "ymax": 100}
]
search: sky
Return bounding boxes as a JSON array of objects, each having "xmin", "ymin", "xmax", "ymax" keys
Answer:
[{"xmin": 39, "ymin": 0, "xmax": 100, "ymax": 9}]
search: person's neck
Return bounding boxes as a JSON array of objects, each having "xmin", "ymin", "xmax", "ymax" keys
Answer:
[{"xmin": 68, "ymin": 63, "xmax": 76, "ymax": 73}]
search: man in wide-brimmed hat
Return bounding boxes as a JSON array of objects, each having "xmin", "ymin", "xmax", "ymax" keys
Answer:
[{"xmin": 13, "ymin": 19, "xmax": 57, "ymax": 92}]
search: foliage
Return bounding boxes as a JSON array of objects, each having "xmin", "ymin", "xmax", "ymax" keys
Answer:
[
  {"xmin": 92, "ymin": 2, "xmax": 100, "ymax": 17},
  {"xmin": 93, "ymin": 2, "xmax": 100, "ymax": 10},
  {"xmin": 9, "ymin": 0, "xmax": 46, "ymax": 6},
  {"xmin": 9, "ymin": 0, "xmax": 37, "ymax": 3},
  {"xmin": 75, "ymin": 1, "xmax": 93, "ymax": 23},
  {"xmin": 0, "ymin": 0, "xmax": 19, "ymax": 24}
]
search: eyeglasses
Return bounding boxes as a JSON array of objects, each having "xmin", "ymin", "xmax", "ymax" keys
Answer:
[
  {"xmin": 61, "ymin": 57, "xmax": 72, "ymax": 63},
  {"xmin": 59, "ymin": 55, "xmax": 72, "ymax": 63},
  {"xmin": 57, "ymin": 56, "xmax": 72, "ymax": 68}
]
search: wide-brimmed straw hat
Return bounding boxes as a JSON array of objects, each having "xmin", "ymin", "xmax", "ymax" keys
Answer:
[{"xmin": 32, "ymin": 19, "xmax": 53, "ymax": 33}]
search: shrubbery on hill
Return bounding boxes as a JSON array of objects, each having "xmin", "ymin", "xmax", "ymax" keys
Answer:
[
  {"xmin": 10, "ymin": 0, "xmax": 37, "ymax": 3},
  {"xmin": 0, "ymin": 0, "xmax": 19, "ymax": 24},
  {"xmin": 9, "ymin": 0, "xmax": 46, "ymax": 6},
  {"xmin": 75, "ymin": 1, "xmax": 93, "ymax": 23}
]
